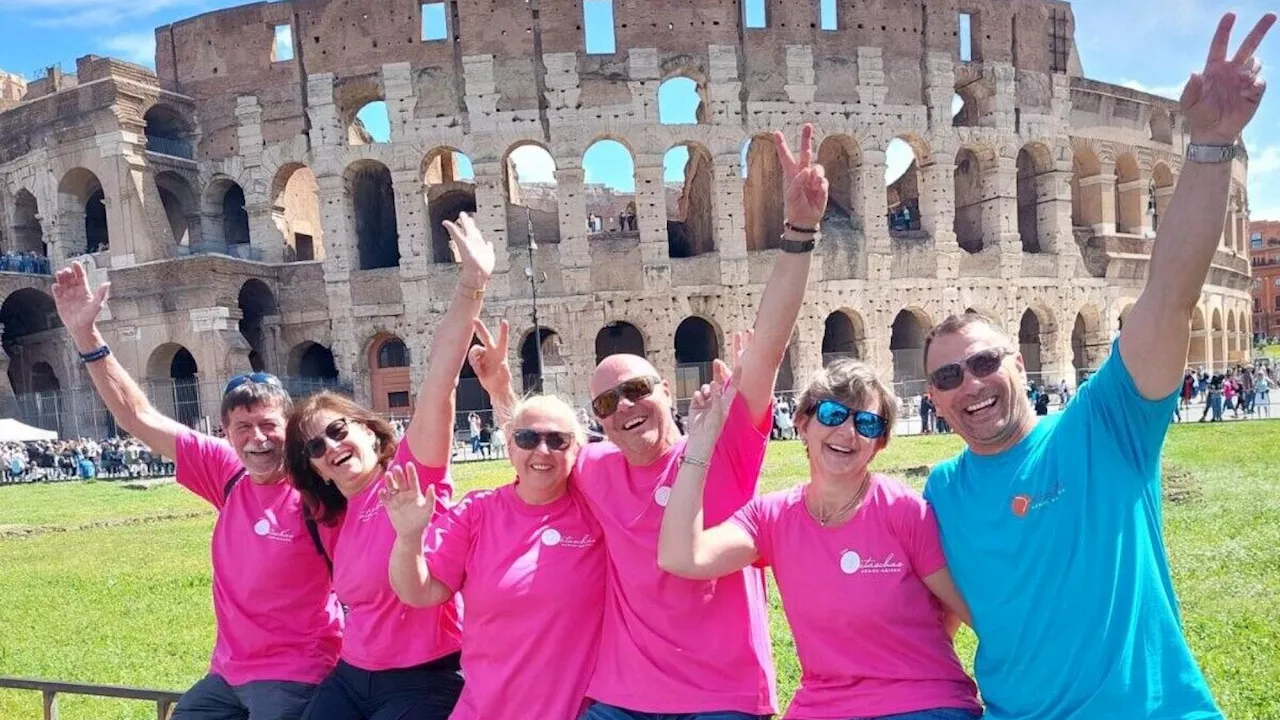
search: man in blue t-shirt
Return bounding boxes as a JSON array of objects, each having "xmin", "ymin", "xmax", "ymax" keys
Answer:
[{"xmin": 921, "ymin": 12, "xmax": 1272, "ymax": 720}]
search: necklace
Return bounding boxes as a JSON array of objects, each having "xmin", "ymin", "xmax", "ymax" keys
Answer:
[{"xmin": 805, "ymin": 480, "xmax": 869, "ymax": 527}]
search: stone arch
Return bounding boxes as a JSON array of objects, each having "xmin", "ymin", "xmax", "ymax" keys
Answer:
[
  {"xmin": 657, "ymin": 74, "xmax": 706, "ymax": 125},
  {"xmin": 11, "ymin": 189, "xmax": 45, "ymax": 255},
  {"xmin": 1114, "ymin": 152, "xmax": 1142, "ymax": 234},
  {"xmin": 674, "ymin": 316, "xmax": 722, "ymax": 400},
  {"xmin": 743, "ymin": 134, "xmax": 785, "ymax": 252},
  {"xmin": 146, "ymin": 343, "xmax": 202, "ymax": 428},
  {"xmin": 424, "ymin": 147, "xmax": 478, "ymax": 264},
  {"xmin": 887, "ymin": 135, "xmax": 930, "ymax": 235},
  {"xmin": 890, "ymin": 308, "xmax": 932, "ymax": 393},
  {"xmin": 1227, "ymin": 311, "xmax": 1239, "ymax": 363},
  {"xmin": 821, "ymin": 309, "xmax": 866, "ymax": 365},
  {"xmin": 1, "ymin": 288, "xmax": 62, "ymax": 392},
  {"xmin": 286, "ymin": 341, "xmax": 341, "ymax": 396},
  {"xmin": 271, "ymin": 163, "xmax": 324, "ymax": 261},
  {"xmin": 504, "ymin": 142, "xmax": 561, "ymax": 247},
  {"xmin": 953, "ymin": 147, "xmax": 987, "ymax": 253},
  {"xmin": 238, "ymin": 279, "xmax": 278, "ymax": 372},
  {"xmin": 1018, "ymin": 307, "xmax": 1053, "ymax": 376},
  {"xmin": 1210, "ymin": 307, "xmax": 1225, "ymax": 369},
  {"xmin": 953, "ymin": 67, "xmax": 996, "ymax": 127},
  {"xmin": 155, "ymin": 170, "xmax": 200, "ymax": 247},
  {"xmin": 1071, "ymin": 146, "xmax": 1102, "ymax": 228},
  {"xmin": 346, "ymin": 160, "xmax": 400, "ymax": 270},
  {"xmin": 1188, "ymin": 306, "xmax": 1207, "ymax": 369},
  {"xmin": 665, "ymin": 141, "xmax": 715, "ymax": 257},
  {"xmin": 57, "ymin": 168, "xmax": 109, "ymax": 256},
  {"xmin": 1016, "ymin": 143, "xmax": 1053, "ymax": 253},
  {"xmin": 1071, "ymin": 304, "xmax": 1106, "ymax": 379},
  {"xmin": 143, "ymin": 104, "xmax": 195, "ymax": 158},
  {"xmin": 368, "ymin": 334, "xmax": 412, "ymax": 415},
  {"xmin": 583, "ymin": 139, "xmax": 639, "ymax": 237},
  {"xmin": 204, "ymin": 177, "xmax": 251, "ymax": 248},
  {"xmin": 344, "ymin": 87, "xmax": 390, "ymax": 146},
  {"xmin": 595, "ymin": 321, "xmax": 646, "ymax": 364},
  {"xmin": 817, "ymin": 134, "xmax": 862, "ymax": 221},
  {"xmin": 519, "ymin": 326, "xmax": 562, "ymax": 393}
]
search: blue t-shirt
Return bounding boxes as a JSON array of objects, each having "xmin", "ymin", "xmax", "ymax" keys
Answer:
[{"xmin": 924, "ymin": 341, "xmax": 1219, "ymax": 720}]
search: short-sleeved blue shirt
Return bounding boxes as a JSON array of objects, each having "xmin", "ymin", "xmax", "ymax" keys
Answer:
[{"xmin": 924, "ymin": 341, "xmax": 1220, "ymax": 720}]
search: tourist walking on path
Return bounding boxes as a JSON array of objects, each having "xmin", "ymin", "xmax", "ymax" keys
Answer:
[
  {"xmin": 658, "ymin": 360, "xmax": 980, "ymax": 720},
  {"xmin": 919, "ymin": 13, "xmax": 1273, "ymax": 720},
  {"xmin": 51, "ymin": 262, "xmax": 340, "ymax": 720},
  {"xmin": 384, "ymin": 318, "xmax": 604, "ymax": 720},
  {"xmin": 285, "ymin": 213, "xmax": 493, "ymax": 720},
  {"xmin": 472, "ymin": 124, "xmax": 829, "ymax": 719}
]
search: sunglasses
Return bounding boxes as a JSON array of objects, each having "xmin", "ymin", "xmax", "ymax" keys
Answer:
[
  {"xmin": 223, "ymin": 372, "xmax": 283, "ymax": 397},
  {"xmin": 511, "ymin": 429, "xmax": 574, "ymax": 452},
  {"xmin": 591, "ymin": 375, "xmax": 661, "ymax": 419},
  {"xmin": 304, "ymin": 418, "xmax": 350, "ymax": 460},
  {"xmin": 810, "ymin": 400, "xmax": 888, "ymax": 439},
  {"xmin": 928, "ymin": 348, "xmax": 1014, "ymax": 391}
]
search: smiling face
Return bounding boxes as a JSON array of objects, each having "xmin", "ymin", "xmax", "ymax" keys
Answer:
[
  {"xmin": 796, "ymin": 394, "xmax": 886, "ymax": 482},
  {"xmin": 509, "ymin": 401, "xmax": 580, "ymax": 497},
  {"xmin": 224, "ymin": 401, "xmax": 288, "ymax": 478},
  {"xmin": 590, "ymin": 354, "xmax": 678, "ymax": 464},
  {"xmin": 301, "ymin": 409, "xmax": 384, "ymax": 497},
  {"xmin": 925, "ymin": 321, "xmax": 1034, "ymax": 455}
]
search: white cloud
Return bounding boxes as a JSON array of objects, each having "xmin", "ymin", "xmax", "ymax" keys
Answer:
[
  {"xmin": 1119, "ymin": 79, "xmax": 1186, "ymax": 100},
  {"xmin": 102, "ymin": 32, "xmax": 156, "ymax": 67},
  {"xmin": 510, "ymin": 145, "xmax": 557, "ymax": 184},
  {"xmin": 1248, "ymin": 146, "xmax": 1280, "ymax": 176}
]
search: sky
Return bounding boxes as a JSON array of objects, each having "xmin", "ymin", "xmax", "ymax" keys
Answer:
[{"xmin": 2, "ymin": 0, "xmax": 1278, "ymax": 211}]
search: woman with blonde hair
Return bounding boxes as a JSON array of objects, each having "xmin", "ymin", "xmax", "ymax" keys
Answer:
[
  {"xmin": 383, "ymin": 316, "xmax": 605, "ymax": 720},
  {"xmin": 285, "ymin": 213, "xmax": 492, "ymax": 720},
  {"xmin": 659, "ymin": 358, "xmax": 981, "ymax": 720}
]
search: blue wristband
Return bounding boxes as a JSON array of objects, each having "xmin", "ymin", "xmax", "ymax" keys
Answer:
[{"xmin": 80, "ymin": 345, "xmax": 111, "ymax": 363}]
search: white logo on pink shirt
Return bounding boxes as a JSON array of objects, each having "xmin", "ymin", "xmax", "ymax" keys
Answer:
[
  {"xmin": 839, "ymin": 550, "xmax": 861, "ymax": 574},
  {"xmin": 840, "ymin": 550, "xmax": 904, "ymax": 575},
  {"xmin": 654, "ymin": 486, "xmax": 671, "ymax": 507},
  {"xmin": 540, "ymin": 527, "xmax": 597, "ymax": 549},
  {"xmin": 253, "ymin": 509, "xmax": 296, "ymax": 543},
  {"xmin": 541, "ymin": 528, "xmax": 562, "ymax": 546}
]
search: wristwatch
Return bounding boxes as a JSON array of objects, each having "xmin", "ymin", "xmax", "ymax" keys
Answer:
[{"xmin": 1185, "ymin": 143, "xmax": 1239, "ymax": 164}]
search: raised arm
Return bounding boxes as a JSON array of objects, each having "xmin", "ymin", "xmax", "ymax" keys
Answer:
[
  {"xmin": 468, "ymin": 319, "xmax": 518, "ymax": 429},
  {"xmin": 404, "ymin": 214, "xmax": 495, "ymax": 465},
  {"xmin": 658, "ymin": 380, "xmax": 760, "ymax": 579},
  {"xmin": 382, "ymin": 464, "xmax": 455, "ymax": 607},
  {"xmin": 51, "ymin": 262, "xmax": 186, "ymax": 459},
  {"xmin": 1121, "ymin": 12, "xmax": 1274, "ymax": 399},
  {"xmin": 733, "ymin": 124, "xmax": 830, "ymax": 423}
]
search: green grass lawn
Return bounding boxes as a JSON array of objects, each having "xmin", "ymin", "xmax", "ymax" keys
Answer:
[{"xmin": 0, "ymin": 424, "xmax": 1277, "ymax": 718}]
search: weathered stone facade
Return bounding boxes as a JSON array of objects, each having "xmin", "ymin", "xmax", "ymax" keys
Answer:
[{"xmin": 0, "ymin": 0, "xmax": 1255, "ymax": 437}]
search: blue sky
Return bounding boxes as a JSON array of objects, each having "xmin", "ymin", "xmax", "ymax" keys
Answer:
[{"xmin": 3, "ymin": 0, "xmax": 1279, "ymax": 213}]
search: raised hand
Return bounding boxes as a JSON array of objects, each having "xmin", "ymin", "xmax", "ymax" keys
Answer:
[
  {"xmin": 774, "ymin": 123, "xmax": 830, "ymax": 230},
  {"xmin": 50, "ymin": 261, "xmax": 109, "ymax": 339},
  {"xmin": 379, "ymin": 463, "xmax": 437, "ymax": 540},
  {"xmin": 1182, "ymin": 12, "xmax": 1275, "ymax": 145},
  {"xmin": 442, "ymin": 212, "xmax": 495, "ymax": 283},
  {"xmin": 686, "ymin": 380, "xmax": 733, "ymax": 450},
  {"xmin": 468, "ymin": 318, "xmax": 513, "ymax": 394}
]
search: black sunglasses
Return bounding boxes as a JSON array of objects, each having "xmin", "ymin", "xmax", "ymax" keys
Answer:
[
  {"xmin": 304, "ymin": 418, "xmax": 349, "ymax": 460},
  {"xmin": 223, "ymin": 372, "xmax": 283, "ymax": 397},
  {"xmin": 511, "ymin": 429, "xmax": 574, "ymax": 452},
  {"xmin": 810, "ymin": 400, "xmax": 888, "ymax": 439},
  {"xmin": 928, "ymin": 348, "xmax": 1014, "ymax": 391},
  {"xmin": 591, "ymin": 375, "xmax": 661, "ymax": 419}
]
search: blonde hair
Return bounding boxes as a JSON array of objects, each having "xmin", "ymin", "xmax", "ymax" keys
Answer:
[
  {"xmin": 794, "ymin": 359, "xmax": 898, "ymax": 445},
  {"xmin": 508, "ymin": 394, "xmax": 587, "ymax": 447}
]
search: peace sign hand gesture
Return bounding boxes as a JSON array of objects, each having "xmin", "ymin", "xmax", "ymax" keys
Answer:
[
  {"xmin": 379, "ymin": 463, "xmax": 437, "ymax": 540},
  {"xmin": 468, "ymin": 319, "xmax": 513, "ymax": 396},
  {"xmin": 1183, "ymin": 12, "xmax": 1276, "ymax": 145},
  {"xmin": 774, "ymin": 123, "xmax": 829, "ymax": 230}
]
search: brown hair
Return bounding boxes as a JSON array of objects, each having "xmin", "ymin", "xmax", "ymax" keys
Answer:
[
  {"xmin": 794, "ymin": 359, "xmax": 898, "ymax": 446},
  {"xmin": 285, "ymin": 391, "xmax": 398, "ymax": 525},
  {"xmin": 922, "ymin": 311, "xmax": 1011, "ymax": 374}
]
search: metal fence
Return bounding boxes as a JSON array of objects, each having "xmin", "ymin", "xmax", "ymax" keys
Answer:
[{"xmin": 144, "ymin": 135, "xmax": 194, "ymax": 160}]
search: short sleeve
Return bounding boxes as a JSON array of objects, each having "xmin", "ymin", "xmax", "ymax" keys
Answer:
[
  {"xmin": 727, "ymin": 494, "xmax": 773, "ymax": 567},
  {"xmin": 893, "ymin": 491, "xmax": 948, "ymax": 579},
  {"xmin": 1070, "ymin": 339, "xmax": 1176, "ymax": 477},
  {"xmin": 424, "ymin": 492, "xmax": 480, "ymax": 593},
  {"xmin": 395, "ymin": 438, "xmax": 455, "ymax": 507},
  {"xmin": 174, "ymin": 430, "xmax": 243, "ymax": 510},
  {"xmin": 707, "ymin": 392, "xmax": 771, "ymax": 514}
]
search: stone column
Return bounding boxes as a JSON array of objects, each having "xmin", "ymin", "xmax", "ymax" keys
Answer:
[
  {"xmin": 391, "ymin": 168, "xmax": 429, "ymax": 278},
  {"xmin": 981, "ymin": 155, "xmax": 1022, "ymax": 276},
  {"xmin": 920, "ymin": 157, "xmax": 959, "ymax": 279},
  {"xmin": 858, "ymin": 149, "xmax": 892, "ymax": 280},
  {"xmin": 631, "ymin": 162, "xmax": 671, "ymax": 291},
  {"xmin": 1116, "ymin": 176, "xmax": 1150, "ymax": 235},
  {"xmin": 554, "ymin": 163, "xmax": 591, "ymax": 295},
  {"xmin": 315, "ymin": 173, "xmax": 358, "ymax": 381},
  {"xmin": 470, "ymin": 161, "xmax": 511, "ymax": 297},
  {"xmin": 715, "ymin": 153, "xmax": 746, "ymax": 286},
  {"xmin": 1152, "ymin": 184, "xmax": 1174, "ymax": 235},
  {"xmin": 246, "ymin": 201, "xmax": 285, "ymax": 262},
  {"xmin": 1079, "ymin": 168, "xmax": 1116, "ymax": 236}
]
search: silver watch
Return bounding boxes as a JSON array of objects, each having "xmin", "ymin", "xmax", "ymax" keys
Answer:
[{"xmin": 1185, "ymin": 143, "xmax": 1238, "ymax": 164}]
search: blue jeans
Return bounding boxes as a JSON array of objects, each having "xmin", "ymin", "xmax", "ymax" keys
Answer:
[
  {"xmin": 172, "ymin": 673, "xmax": 315, "ymax": 720},
  {"xmin": 301, "ymin": 654, "xmax": 463, "ymax": 720},
  {"xmin": 580, "ymin": 704, "xmax": 765, "ymax": 720}
]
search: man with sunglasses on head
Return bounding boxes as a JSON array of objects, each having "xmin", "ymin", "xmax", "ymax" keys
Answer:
[
  {"xmin": 920, "ymin": 13, "xmax": 1272, "ymax": 720},
  {"xmin": 50, "ymin": 261, "xmax": 341, "ymax": 720},
  {"xmin": 469, "ymin": 125, "xmax": 829, "ymax": 719}
]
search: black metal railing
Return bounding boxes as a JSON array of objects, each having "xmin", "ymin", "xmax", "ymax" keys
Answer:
[
  {"xmin": 145, "ymin": 135, "xmax": 195, "ymax": 160},
  {"xmin": 0, "ymin": 676, "xmax": 182, "ymax": 720}
]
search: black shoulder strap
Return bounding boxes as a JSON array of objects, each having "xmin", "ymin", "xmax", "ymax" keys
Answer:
[
  {"xmin": 303, "ymin": 510, "xmax": 333, "ymax": 575},
  {"xmin": 222, "ymin": 468, "xmax": 248, "ymax": 503}
]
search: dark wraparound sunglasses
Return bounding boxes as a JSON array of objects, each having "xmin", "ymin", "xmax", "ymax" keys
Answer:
[
  {"xmin": 304, "ymin": 418, "xmax": 350, "ymax": 459},
  {"xmin": 512, "ymin": 429, "xmax": 574, "ymax": 452},
  {"xmin": 223, "ymin": 372, "xmax": 283, "ymax": 397},
  {"xmin": 928, "ymin": 348, "xmax": 1014, "ymax": 391},
  {"xmin": 810, "ymin": 400, "xmax": 888, "ymax": 439},
  {"xmin": 591, "ymin": 375, "xmax": 661, "ymax": 419}
]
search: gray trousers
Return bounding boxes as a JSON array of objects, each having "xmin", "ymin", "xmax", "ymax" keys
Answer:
[{"xmin": 172, "ymin": 673, "xmax": 317, "ymax": 720}]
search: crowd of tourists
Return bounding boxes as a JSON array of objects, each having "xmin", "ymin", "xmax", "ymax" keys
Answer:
[
  {"xmin": 1179, "ymin": 363, "xmax": 1275, "ymax": 421},
  {"xmin": 1, "ymin": 437, "xmax": 173, "ymax": 482},
  {"xmin": 21, "ymin": 13, "xmax": 1271, "ymax": 720},
  {"xmin": 0, "ymin": 250, "xmax": 52, "ymax": 275}
]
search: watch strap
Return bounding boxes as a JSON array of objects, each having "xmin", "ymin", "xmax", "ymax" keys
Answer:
[{"xmin": 1186, "ymin": 143, "xmax": 1237, "ymax": 164}]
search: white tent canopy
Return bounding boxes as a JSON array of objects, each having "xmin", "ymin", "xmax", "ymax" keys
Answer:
[{"xmin": 0, "ymin": 418, "xmax": 57, "ymax": 442}]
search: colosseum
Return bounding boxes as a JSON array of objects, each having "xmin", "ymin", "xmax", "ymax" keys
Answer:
[{"xmin": 0, "ymin": 0, "xmax": 1257, "ymax": 438}]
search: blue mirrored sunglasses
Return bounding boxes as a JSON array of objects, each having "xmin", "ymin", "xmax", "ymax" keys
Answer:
[
  {"xmin": 811, "ymin": 399, "xmax": 887, "ymax": 439},
  {"xmin": 223, "ymin": 372, "xmax": 283, "ymax": 397}
]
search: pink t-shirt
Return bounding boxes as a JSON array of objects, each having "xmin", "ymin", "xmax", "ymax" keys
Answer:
[
  {"xmin": 574, "ymin": 393, "xmax": 776, "ymax": 715},
  {"xmin": 175, "ymin": 430, "xmax": 341, "ymax": 686},
  {"xmin": 730, "ymin": 474, "xmax": 981, "ymax": 719},
  {"xmin": 426, "ymin": 483, "xmax": 605, "ymax": 720},
  {"xmin": 332, "ymin": 439, "xmax": 462, "ymax": 670}
]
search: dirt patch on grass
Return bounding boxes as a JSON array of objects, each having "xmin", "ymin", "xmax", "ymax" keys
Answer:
[
  {"xmin": 1163, "ymin": 462, "xmax": 1201, "ymax": 505},
  {"xmin": 0, "ymin": 510, "xmax": 213, "ymax": 538}
]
